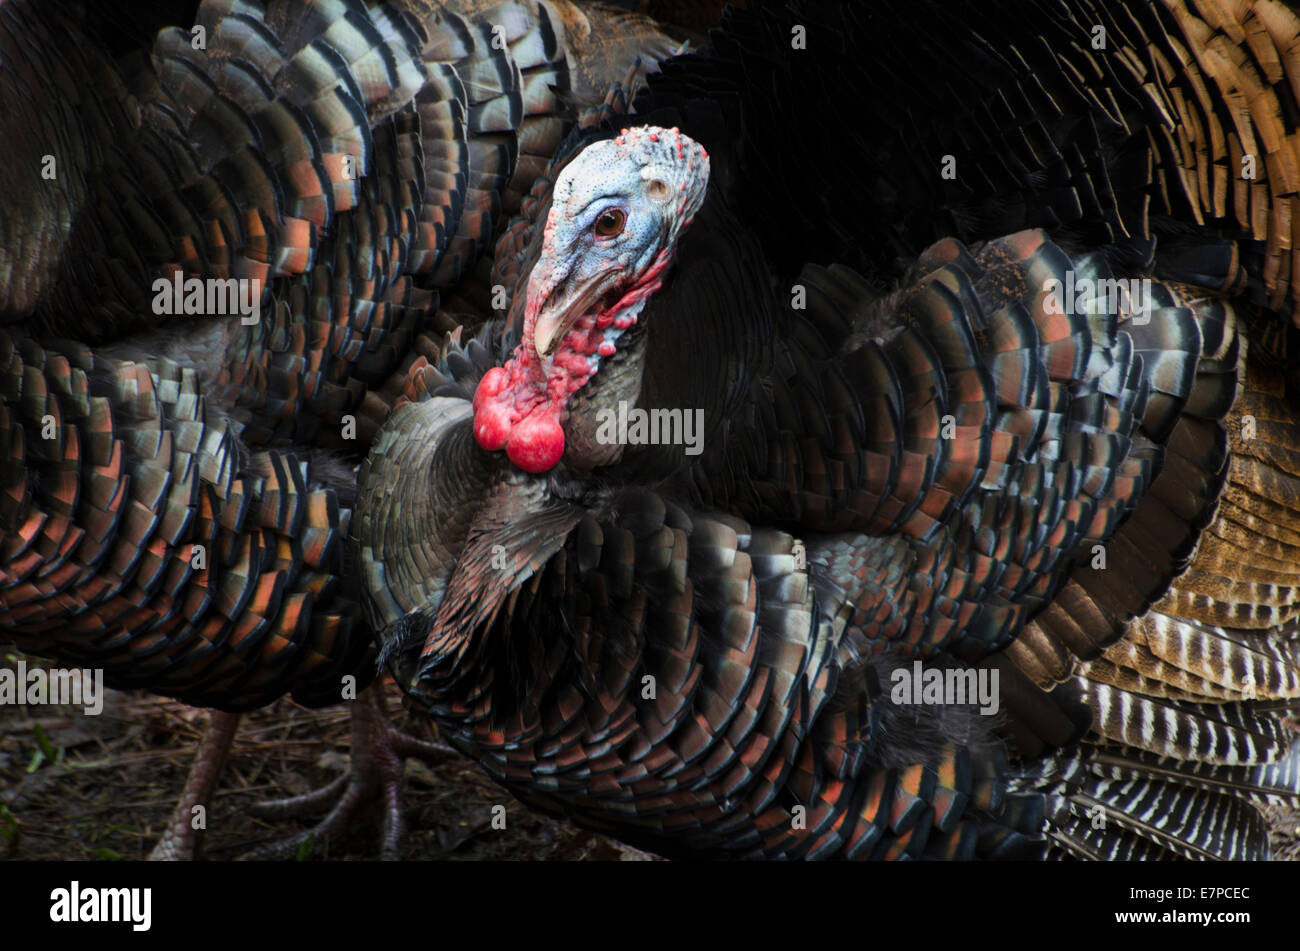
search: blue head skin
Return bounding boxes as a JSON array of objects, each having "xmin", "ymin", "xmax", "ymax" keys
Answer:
[{"xmin": 473, "ymin": 126, "xmax": 711, "ymax": 473}]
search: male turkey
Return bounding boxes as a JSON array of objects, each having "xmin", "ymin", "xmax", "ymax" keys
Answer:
[
  {"xmin": 355, "ymin": 0, "xmax": 1300, "ymax": 858},
  {"xmin": 0, "ymin": 0, "xmax": 678, "ymax": 858}
]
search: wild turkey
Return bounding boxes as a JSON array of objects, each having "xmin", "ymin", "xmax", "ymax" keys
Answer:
[
  {"xmin": 0, "ymin": 0, "xmax": 678, "ymax": 858},
  {"xmin": 355, "ymin": 0, "xmax": 1300, "ymax": 859},
  {"xmin": 8, "ymin": 0, "xmax": 1300, "ymax": 862}
]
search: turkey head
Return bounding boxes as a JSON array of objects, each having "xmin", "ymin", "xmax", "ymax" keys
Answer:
[{"xmin": 471, "ymin": 126, "xmax": 710, "ymax": 473}]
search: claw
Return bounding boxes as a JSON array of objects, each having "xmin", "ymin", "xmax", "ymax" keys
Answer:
[{"xmin": 237, "ymin": 685, "xmax": 456, "ymax": 860}]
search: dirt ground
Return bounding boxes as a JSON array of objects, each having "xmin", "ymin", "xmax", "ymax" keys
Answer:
[
  {"xmin": 2, "ymin": 652, "xmax": 1298, "ymax": 862},
  {"xmin": 0, "ymin": 659, "xmax": 651, "ymax": 861}
]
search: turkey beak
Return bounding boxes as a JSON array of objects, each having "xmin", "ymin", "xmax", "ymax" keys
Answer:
[{"xmin": 533, "ymin": 273, "xmax": 617, "ymax": 358}]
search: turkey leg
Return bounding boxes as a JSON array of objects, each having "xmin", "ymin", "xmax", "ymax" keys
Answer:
[
  {"xmin": 238, "ymin": 684, "xmax": 456, "ymax": 860},
  {"xmin": 147, "ymin": 710, "xmax": 240, "ymax": 860}
]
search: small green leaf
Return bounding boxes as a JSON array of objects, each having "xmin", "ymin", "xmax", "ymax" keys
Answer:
[
  {"xmin": 98, "ymin": 823, "xmax": 138, "ymax": 838},
  {"xmin": 64, "ymin": 757, "xmax": 113, "ymax": 770},
  {"xmin": 295, "ymin": 833, "xmax": 316, "ymax": 861},
  {"xmin": 33, "ymin": 722, "xmax": 56, "ymax": 761},
  {"xmin": 0, "ymin": 804, "xmax": 20, "ymax": 850}
]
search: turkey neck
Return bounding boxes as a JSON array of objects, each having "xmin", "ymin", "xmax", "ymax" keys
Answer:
[{"xmin": 561, "ymin": 316, "xmax": 649, "ymax": 470}]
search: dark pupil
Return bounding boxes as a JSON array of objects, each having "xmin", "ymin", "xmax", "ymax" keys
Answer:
[{"xmin": 597, "ymin": 210, "xmax": 622, "ymax": 234}]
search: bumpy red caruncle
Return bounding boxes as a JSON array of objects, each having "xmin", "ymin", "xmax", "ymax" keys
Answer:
[{"xmin": 472, "ymin": 250, "xmax": 674, "ymax": 473}]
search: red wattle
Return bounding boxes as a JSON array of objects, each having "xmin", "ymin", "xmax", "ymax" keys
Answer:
[
  {"xmin": 475, "ymin": 400, "xmax": 512, "ymax": 451},
  {"xmin": 474, "ymin": 366, "xmax": 508, "ymax": 413},
  {"xmin": 506, "ymin": 412, "xmax": 565, "ymax": 473}
]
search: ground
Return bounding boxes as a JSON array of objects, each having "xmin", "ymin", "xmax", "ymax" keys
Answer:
[
  {"xmin": 0, "ymin": 657, "xmax": 652, "ymax": 861},
  {"xmin": 1, "ymin": 652, "xmax": 1298, "ymax": 861}
]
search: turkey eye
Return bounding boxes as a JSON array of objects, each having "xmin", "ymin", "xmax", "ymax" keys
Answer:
[{"xmin": 594, "ymin": 208, "xmax": 626, "ymax": 237}]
